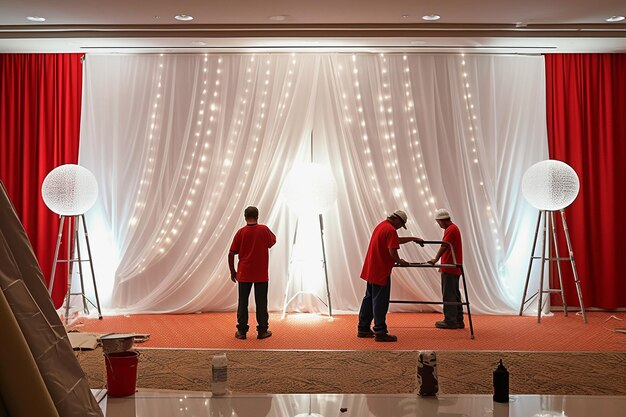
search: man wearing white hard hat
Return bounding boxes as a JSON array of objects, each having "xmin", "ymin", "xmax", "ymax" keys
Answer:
[
  {"xmin": 427, "ymin": 209, "xmax": 464, "ymax": 329},
  {"xmin": 358, "ymin": 210, "xmax": 424, "ymax": 342}
]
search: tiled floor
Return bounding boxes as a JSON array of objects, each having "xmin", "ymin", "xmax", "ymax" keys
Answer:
[{"xmin": 97, "ymin": 390, "xmax": 626, "ymax": 417}]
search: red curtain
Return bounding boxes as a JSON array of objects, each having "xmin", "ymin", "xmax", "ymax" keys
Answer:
[
  {"xmin": 545, "ymin": 53, "xmax": 626, "ymax": 309},
  {"xmin": 0, "ymin": 54, "xmax": 83, "ymax": 308}
]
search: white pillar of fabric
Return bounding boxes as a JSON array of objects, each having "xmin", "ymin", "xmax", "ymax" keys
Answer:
[{"xmin": 79, "ymin": 53, "xmax": 547, "ymax": 315}]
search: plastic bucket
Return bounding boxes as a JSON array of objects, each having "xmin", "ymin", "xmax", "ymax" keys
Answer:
[{"xmin": 104, "ymin": 351, "xmax": 139, "ymax": 397}]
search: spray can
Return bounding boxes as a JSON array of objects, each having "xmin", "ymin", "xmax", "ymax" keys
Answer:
[
  {"xmin": 493, "ymin": 359, "xmax": 509, "ymax": 403},
  {"xmin": 417, "ymin": 350, "xmax": 438, "ymax": 396},
  {"xmin": 211, "ymin": 353, "xmax": 228, "ymax": 396}
]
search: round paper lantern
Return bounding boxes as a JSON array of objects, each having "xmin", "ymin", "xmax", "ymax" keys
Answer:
[
  {"xmin": 41, "ymin": 164, "xmax": 99, "ymax": 216},
  {"xmin": 282, "ymin": 163, "xmax": 338, "ymax": 214},
  {"xmin": 522, "ymin": 160, "xmax": 579, "ymax": 211}
]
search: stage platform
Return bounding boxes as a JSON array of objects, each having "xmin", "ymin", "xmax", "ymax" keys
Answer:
[
  {"xmin": 73, "ymin": 312, "xmax": 626, "ymax": 396},
  {"xmin": 73, "ymin": 311, "xmax": 625, "ymax": 351}
]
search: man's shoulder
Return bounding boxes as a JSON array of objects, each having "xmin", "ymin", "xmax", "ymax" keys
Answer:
[
  {"xmin": 374, "ymin": 220, "xmax": 392, "ymax": 231},
  {"xmin": 444, "ymin": 223, "xmax": 461, "ymax": 238}
]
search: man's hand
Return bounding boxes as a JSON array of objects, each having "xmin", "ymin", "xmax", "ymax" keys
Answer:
[
  {"xmin": 427, "ymin": 259, "xmax": 436, "ymax": 265},
  {"xmin": 414, "ymin": 238, "xmax": 425, "ymax": 247},
  {"xmin": 230, "ymin": 272, "xmax": 237, "ymax": 283},
  {"xmin": 396, "ymin": 259, "xmax": 410, "ymax": 267}
]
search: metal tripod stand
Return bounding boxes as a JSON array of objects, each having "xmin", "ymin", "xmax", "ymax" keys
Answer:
[
  {"xmin": 48, "ymin": 214, "xmax": 102, "ymax": 324},
  {"xmin": 519, "ymin": 209, "xmax": 587, "ymax": 323},
  {"xmin": 281, "ymin": 214, "xmax": 333, "ymax": 319}
]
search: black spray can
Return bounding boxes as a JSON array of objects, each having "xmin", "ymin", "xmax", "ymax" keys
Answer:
[
  {"xmin": 493, "ymin": 359, "xmax": 509, "ymax": 403},
  {"xmin": 417, "ymin": 351, "xmax": 438, "ymax": 396}
]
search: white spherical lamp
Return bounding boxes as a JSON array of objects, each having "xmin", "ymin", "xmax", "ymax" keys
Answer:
[
  {"xmin": 41, "ymin": 164, "xmax": 99, "ymax": 216},
  {"xmin": 282, "ymin": 163, "xmax": 338, "ymax": 214},
  {"xmin": 522, "ymin": 160, "xmax": 579, "ymax": 211}
]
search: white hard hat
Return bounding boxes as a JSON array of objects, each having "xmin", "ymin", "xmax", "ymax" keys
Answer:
[
  {"xmin": 434, "ymin": 208, "xmax": 451, "ymax": 220},
  {"xmin": 388, "ymin": 210, "xmax": 408, "ymax": 229}
]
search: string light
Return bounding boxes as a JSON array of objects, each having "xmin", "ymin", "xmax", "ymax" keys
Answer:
[{"xmin": 460, "ymin": 54, "xmax": 501, "ymax": 251}]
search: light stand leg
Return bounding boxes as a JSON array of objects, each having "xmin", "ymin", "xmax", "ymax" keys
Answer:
[
  {"xmin": 319, "ymin": 214, "xmax": 332, "ymax": 317},
  {"xmin": 520, "ymin": 211, "xmax": 542, "ymax": 315},
  {"xmin": 549, "ymin": 211, "xmax": 568, "ymax": 316},
  {"xmin": 281, "ymin": 219, "xmax": 299, "ymax": 319},
  {"xmin": 48, "ymin": 216, "xmax": 65, "ymax": 295},
  {"xmin": 64, "ymin": 216, "xmax": 74, "ymax": 325},
  {"xmin": 537, "ymin": 211, "xmax": 548, "ymax": 323},
  {"xmin": 560, "ymin": 210, "xmax": 587, "ymax": 323},
  {"xmin": 81, "ymin": 215, "xmax": 102, "ymax": 319},
  {"xmin": 74, "ymin": 217, "xmax": 89, "ymax": 314}
]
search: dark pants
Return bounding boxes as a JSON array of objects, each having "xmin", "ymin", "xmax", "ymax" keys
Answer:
[
  {"xmin": 441, "ymin": 272, "xmax": 464, "ymax": 323},
  {"xmin": 237, "ymin": 281, "xmax": 269, "ymax": 333},
  {"xmin": 358, "ymin": 278, "xmax": 391, "ymax": 335}
]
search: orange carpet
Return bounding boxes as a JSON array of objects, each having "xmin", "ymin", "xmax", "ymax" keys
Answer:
[{"xmin": 73, "ymin": 311, "xmax": 626, "ymax": 351}]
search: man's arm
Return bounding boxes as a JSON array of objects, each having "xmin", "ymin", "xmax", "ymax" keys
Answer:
[
  {"xmin": 389, "ymin": 248, "xmax": 409, "ymax": 266},
  {"xmin": 399, "ymin": 236, "xmax": 424, "ymax": 246},
  {"xmin": 428, "ymin": 243, "xmax": 449, "ymax": 265},
  {"xmin": 268, "ymin": 228, "xmax": 277, "ymax": 248},
  {"xmin": 228, "ymin": 251, "xmax": 237, "ymax": 282}
]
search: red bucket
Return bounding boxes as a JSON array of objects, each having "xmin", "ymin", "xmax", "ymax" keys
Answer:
[{"xmin": 104, "ymin": 351, "xmax": 139, "ymax": 397}]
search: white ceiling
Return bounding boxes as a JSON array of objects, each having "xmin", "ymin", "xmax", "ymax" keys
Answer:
[{"xmin": 1, "ymin": 0, "xmax": 626, "ymax": 53}]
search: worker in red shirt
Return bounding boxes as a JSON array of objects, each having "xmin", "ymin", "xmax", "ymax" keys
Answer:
[
  {"xmin": 358, "ymin": 210, "xmax": 424, "ymax": 342},
  {"xmin": 229, "ymin": 206, "xmax": 277, "ymax": 340},
  {"xmin": 427, "ymin": 208, "xmax": 464, "ymax": 329}
]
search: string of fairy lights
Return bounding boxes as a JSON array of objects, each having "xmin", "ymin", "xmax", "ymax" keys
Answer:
[
  {"xmin": 400, "ymin": 54, "xmax": 437, "ymax": 212},
  {"xmin": 459, "ymin": 53, "xmax": 502, "ymax": 253},
  {"xmin": 335, "ymin": 53, "xmax": 437, "ymax": 217},
  {"xmin": 130, "ymin": 54, "xmax": 302, "ymax": 274},
  {"xmin": 127, "ymin": 53, "xmax": 504, "ymax": 279},
  {"xmin": 129, "ymin": 54, "xmax": 165, "ymax": 274}
]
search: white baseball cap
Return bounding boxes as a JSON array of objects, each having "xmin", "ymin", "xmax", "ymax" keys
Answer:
[
  {"xmin": 389, "ymin": 210, "xmax": 408, "ymax": 229},
  {"xmin": 434, "ymin": 208, "xmax": 451, "ymax": 220}
]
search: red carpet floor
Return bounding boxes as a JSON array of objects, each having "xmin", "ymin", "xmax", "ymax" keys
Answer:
[{"xmin": 73, "ymin": 311, "xmax": 626, "ymax": 351}]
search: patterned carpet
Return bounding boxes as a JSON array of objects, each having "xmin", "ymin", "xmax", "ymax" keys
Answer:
[{"xmin": 73, "ymin": 311, "xmax": 626, "ymax": 351}]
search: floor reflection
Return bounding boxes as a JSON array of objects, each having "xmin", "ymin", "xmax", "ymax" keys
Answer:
[{"xmin": 100, "ymin": 391, "xmax": 626, "ymax": 417}]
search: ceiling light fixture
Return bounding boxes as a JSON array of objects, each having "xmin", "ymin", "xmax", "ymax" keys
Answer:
[
  {"xmin": 421, "ymin": 14, "xmax": 441, "ymax": 21},
  {"xmin": 401, "ymin": 14, "xmax": 410, "ymax": 19},
  {"xmin": 268, "ymin": 15, "xmax": 288, "ymax": 21},
  {"xmin": 26, "ymin": 16, "xmax": 46, "ymax": 22},
  {"xmin": 175, "ymin": 14, "xmax": 194, "ymax": 21},
  {"xmin": 605, "ymin": 15, "xmax": 625, "ymax": 22}
]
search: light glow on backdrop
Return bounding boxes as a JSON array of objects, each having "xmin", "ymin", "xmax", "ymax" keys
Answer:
[
  {"xmin": 282, "ymin": 162, "xmax": 338, "ymax": 297},
  {"xmin": 79, "ymin": 53, "xmax": 548, "ymax": 315}
]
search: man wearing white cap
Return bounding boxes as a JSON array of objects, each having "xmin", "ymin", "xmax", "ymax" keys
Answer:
[
  {"xmin": 358, "ymin": 210, "xmax": 424, "ymax": 342},
  {"xmin": 428, "ymin": 209, "xmax": 464, "ymax": 329}
]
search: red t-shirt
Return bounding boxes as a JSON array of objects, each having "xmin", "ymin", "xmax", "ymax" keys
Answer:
[
  {"xmin": 230, "ymin": 224, "xmax": 277, "ymax": 282},
  {"xmin": 360, "ymin": 220, "xmax": 400, "ymax": 286},
  {"xmin": 440, "ymin": 223, "xmax": 463, "ymax": 275}
]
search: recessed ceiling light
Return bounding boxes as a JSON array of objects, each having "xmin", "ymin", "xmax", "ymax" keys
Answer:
[
  {"xmin": 401, "ymin": 14, "xmax": 410, "ymax": 19},
  {"xmin": 605, "ymin": 15, "xmax": 625, "ymax": 22},
  {"xmin": 175, "ymin": 14, "xmax": 194, "ymax": 21},
  {"xmin": 268, "ymin": 15, "xmax": 288, "ymax": 21},
  {"xmin": 26, "ymin": 16, "xmax": 46, "ymax": 22},
  {"xmin": 421, "ymin": 14, "xmax": 441, "ymax": 21}
]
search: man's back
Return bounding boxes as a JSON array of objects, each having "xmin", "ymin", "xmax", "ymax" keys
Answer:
[{"xmin": 230, "ymin": 224, "xmax": 276, "ymax": 282}]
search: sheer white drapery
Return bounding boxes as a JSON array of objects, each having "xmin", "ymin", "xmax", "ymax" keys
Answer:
[{"xmin": 79, "ymin": 53, "xmax": 547, "ymax": 315}]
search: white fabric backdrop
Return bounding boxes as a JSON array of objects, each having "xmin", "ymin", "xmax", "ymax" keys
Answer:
[{"xmin": 79, "ymin": 53, "xmax": 548, "ymax": 315}]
